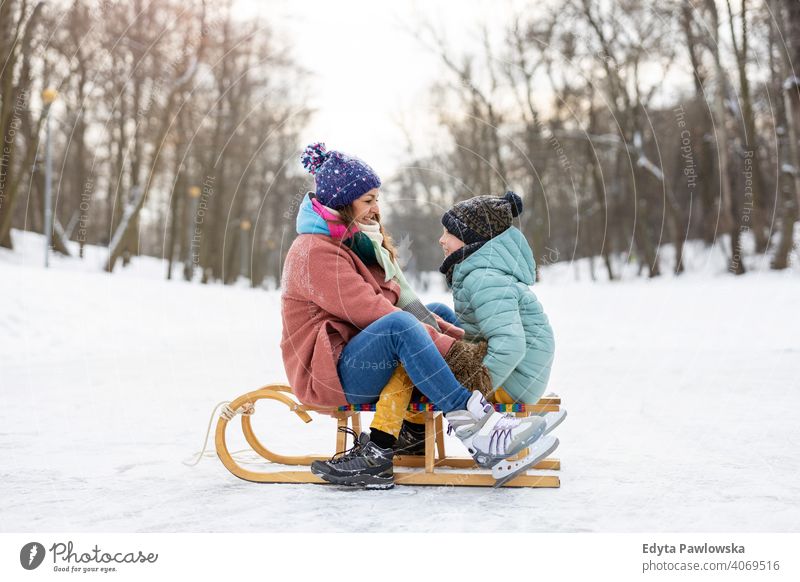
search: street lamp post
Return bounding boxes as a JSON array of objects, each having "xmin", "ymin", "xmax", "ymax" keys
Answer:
[
  {"xmin": 265, "ymin": 238, "xmax": 277, "ymax": 288},
  {"xmin": 42, "ymin": 88, "xmax": 58, "ymax": 268},
  {"xmin": 239, "ymin": 219, "xmax": 251, "ymax": 283}
]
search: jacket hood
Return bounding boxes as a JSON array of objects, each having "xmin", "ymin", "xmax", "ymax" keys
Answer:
[
  {"xmin": 452, "ymin": 227, "xmax": 536, "ymax": 286},
  {"xmin": 295, "ymin": 193, "xmax": 330, "ymax": 236}
]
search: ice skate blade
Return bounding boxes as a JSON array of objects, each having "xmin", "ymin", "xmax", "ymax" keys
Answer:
[
  {"xmin": 492, "ymin": 436, "xmax": 560, "ymax": 488},
  {"xmin": 543, "ymin": 409, "xmax": 567, "ymax": 435}
]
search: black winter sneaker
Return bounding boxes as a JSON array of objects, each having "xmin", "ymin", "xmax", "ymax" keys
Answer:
[
  {"xmin": 311, "ymin": 427, "xmax": 395, "ymax": 489},
  {"xmin": 394, "ymin": 421, "xmax": 426, "ymax": 456}
]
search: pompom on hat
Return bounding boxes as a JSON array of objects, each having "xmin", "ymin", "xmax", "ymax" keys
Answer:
[
  {"xmin": 301, "ymin": 142, "xmax": 381, "ymax": 209},
  {"xmin": 442, "ymin": 191, "xmax": 523, "ymax": 244}
]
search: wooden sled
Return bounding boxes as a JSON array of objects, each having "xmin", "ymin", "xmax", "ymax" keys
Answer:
[{"xmin": 215, "ymin": 384, "xmax": 561, "ymax": 488}]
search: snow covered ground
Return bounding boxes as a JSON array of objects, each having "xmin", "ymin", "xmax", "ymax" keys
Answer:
[{"xmin": 1, "ymin": 230, "xmax": 799, "ymax": 532}]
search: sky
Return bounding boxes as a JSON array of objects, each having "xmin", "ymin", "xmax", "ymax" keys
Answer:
[
  {"xmin": 238, "ymin": 0, "xmax": 517, "ymax": 178},
  {"xmin": 234, "ymin": 0, "xmax": 704, "ymax": 180}
]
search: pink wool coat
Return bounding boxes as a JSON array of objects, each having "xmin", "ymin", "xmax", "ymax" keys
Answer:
[{"xmin": 280, "ymin": 234, "xmax": 464, "ymax": 407}]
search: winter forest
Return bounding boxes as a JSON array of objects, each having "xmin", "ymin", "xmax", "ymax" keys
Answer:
[
  {"xmin": 2, "ymin": 0, "xmax": 798, "ymax": 283},
  {"xmin": 2, "ymin": 0, "xmax": 800, "ymax": 537}
]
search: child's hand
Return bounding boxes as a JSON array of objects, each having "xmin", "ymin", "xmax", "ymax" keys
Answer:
[{"xmin": 444, "ymin": 340, "xmax": 493, "ymax": 395}]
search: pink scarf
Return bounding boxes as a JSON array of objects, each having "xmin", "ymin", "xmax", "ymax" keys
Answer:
[{"xmin": 311, "ymin": 196, "xmax": 359, "ymax": 240}]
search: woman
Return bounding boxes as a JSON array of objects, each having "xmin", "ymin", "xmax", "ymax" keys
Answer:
[{"xmin": 279, "ymin": 143, "xmax": 546, "ymax": 488}]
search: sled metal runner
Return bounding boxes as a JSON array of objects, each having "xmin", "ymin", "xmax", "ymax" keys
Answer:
[{"xmin": 215, "ymin": 384, "xmax": 561, "ymax": 488}]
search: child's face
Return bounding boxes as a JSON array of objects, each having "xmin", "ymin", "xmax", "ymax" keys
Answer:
[
  {"xmin": 351, "ymin": 188, "xmax": 381, "ymax": 224},
  {"xmin": 439, "ymin": 228, "xmax": 465, "ymax": 256}
]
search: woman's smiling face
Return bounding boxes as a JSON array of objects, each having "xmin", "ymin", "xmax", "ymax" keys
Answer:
[
  {"xmin": 350, "ymin": 189, "xmax": 381, "ymax": 224},
  {"xmin": 439, "ymin": 227, "xmax": 465, "ymax": 256}
]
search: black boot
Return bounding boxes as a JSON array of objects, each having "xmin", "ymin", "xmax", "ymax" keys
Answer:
[
  {"xmin": 311, "ymin": 428, "xmax": 394, "ymax": 489},
  {"xmin": 394, "ymin": 420, "xmax": 426, "ymax": 456}
]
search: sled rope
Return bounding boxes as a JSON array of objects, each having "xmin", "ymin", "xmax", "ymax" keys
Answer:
[
  {"xmin": 220, "ymin": 401, "xmax": 255, "ymax": 421},
  {"xmin": 183, "ymin": 400, "xmax": 257, "ymax": 467}
]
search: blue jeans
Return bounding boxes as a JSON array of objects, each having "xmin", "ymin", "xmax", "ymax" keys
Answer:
[
  {"xmin": 338, "ymin": 310, "xmax": 470, "ymax": 413},
  {"xmin": 426, "ymin": 302, "xmax": 460, "ymax": 326}
]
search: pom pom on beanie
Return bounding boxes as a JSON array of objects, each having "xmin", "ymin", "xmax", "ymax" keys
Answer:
[
  {"xmin": 503, "ymin": 190, "xmax": 523, "ymax": 217},
  {"xmin": 301, "ymin": 142, "xmax": 329, "ymax": 176}
]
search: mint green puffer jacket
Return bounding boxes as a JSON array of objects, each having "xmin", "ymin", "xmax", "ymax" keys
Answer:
[{"xmin": 450, "ymin": 227, "xmax": 555, "ymax": 403}]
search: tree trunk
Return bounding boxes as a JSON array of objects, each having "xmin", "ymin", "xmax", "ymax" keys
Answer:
[
  {"xmin": 631, "ymin": 163, "xmax": 660, "ymax": 278},
  {"xmin": 727, "ymin": 0, "xmax": 771, "ymax": 253},
  {"xmin": 708, "ymin": 0, "xmax": 743, "ymax": 273},
  {"xmin": 104, "ymin": 186, "xmax": 145, "ymax": 272},
  {"xmin": 0, "ymin": 1, "xmax": 45, "ymax": 249},
  {"xmin": 771, "ymin": 0, "xmax": 800, "ymax": 268},
  {"xmin": 166, "ymin": 171, "xmax": 184, "ymax": 280}
]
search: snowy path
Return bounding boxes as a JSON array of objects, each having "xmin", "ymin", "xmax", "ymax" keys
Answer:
[{"xmin": 1, "ymin": 254, "xmax": 799, "ymax": 532}]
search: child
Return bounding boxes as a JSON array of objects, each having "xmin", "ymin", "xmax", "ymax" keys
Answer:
[
  {"xmin": 395, "ymin": 191, "xmax": 564, "ymax": 459},
  {"xmin": 438, "ymin": 191, "xmax": 557, "ymax": 406},
  {"xmin": 328, "ymin": 190, "xmax": 566, "ymax": 483}
]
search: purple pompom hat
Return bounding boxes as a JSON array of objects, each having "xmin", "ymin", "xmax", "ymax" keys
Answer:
[{"xmin": 300, "ymin": 142, "xmax": 381, "ymax": 209}]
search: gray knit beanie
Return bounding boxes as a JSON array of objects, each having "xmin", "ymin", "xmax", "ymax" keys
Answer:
[{"xmin": 441, "ymin": 191, "xmax": 523, "ymax": 243}]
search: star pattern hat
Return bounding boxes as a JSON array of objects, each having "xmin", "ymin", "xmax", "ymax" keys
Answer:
[{"xmin": 301, "ymin": 142, "xmax": 381, "ymax": 209}]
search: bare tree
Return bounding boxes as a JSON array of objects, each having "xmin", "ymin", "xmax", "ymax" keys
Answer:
[
  {"xmin": 770, "ymin": 0, "xmax": 800, "ymax": 269},
  {"xmin": 0, "ymin": 0, "xmax": 45, "ymax": 249}
]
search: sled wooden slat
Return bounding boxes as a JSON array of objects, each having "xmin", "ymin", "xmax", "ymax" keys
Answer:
[
  {"xmin": 215, "ymin": 384, "xmax": 561, "ymax": 489},
  {"xmin": 424, "ymin": 415, "xmax": 436, "ymax": 473},
  {"xmin": 434, "ymin": 414, "xmax": 446, "ymax": 461},
  {"xmin": 215, "ymin": 453, "xmax": 559, "ymax": 471},
  {"xmin": 211, "ymin": 468, "xmax": 559, "ymax": 488},
  {"xmin": 395, "ymin": 456, "xmax": 560, "ymax": 471},
  {"xmin": 323, "ymin": 398, "xmax": 561, "ymax": 414},
  {"xmin": 336, "ymin": 417, "xmax": 348, "ymax": 452},
  {"xmin": 394, "ymin": 472, "xmax": 560, "ymax": 488}
]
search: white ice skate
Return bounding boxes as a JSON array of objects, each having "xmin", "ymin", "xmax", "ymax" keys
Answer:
[
  {"xmin": 445, "ymin": 391, "xmax": 547, "ymax": 469},
  {"xmin": 540, "ymin": 409, "xmax": 567, "ymax": 435},
  {"xmin": 505, "ymin": 407, "xmax": 566, "ymax": 437}
]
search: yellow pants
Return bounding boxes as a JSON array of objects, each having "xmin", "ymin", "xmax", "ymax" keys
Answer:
[
  {"xmin": 370, "ymin": 367, "xmax": 518, "ymax": 436},
  {"xmin": 491, "ymin": 387, "xmax": 515, "ymax": 404},
  {"xmin": 370, "ymin": 366, "xmax": 416, "ymax": 437}
]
